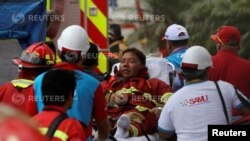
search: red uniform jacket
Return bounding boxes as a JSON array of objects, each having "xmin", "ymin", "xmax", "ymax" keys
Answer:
[
  {"xmin": 104, "ymin": 69, "xmax": 173, "ymax": 135},
  {"xmin": 0, "ymin": 79, "xmax": 37, "ymax": 116},
  {"xmin": 33, "ymin": 106, "xmax": 86, "ymax": 141},
  {"xmin": 208, "ymin": 49, "xmax": 250, "ymax": 98}
]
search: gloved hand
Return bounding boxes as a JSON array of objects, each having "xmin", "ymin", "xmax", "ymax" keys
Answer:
[{"xmin": 114, "ymin": 94, "xmax": 128, "ymax": 105}]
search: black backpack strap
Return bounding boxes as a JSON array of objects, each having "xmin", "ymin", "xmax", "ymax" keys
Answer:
[
  {"xmin": 214, "ymin": 81, "xmax": 230, "ymax": 124},
  {"xmin": 234, "ymin": 87, "xmax": 250, "ymax": 107},
  {"xmin": 46, "ymin": 113, "xmax": 68, "ymax": 140}
]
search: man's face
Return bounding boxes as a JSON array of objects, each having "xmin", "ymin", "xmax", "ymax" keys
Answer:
[{"xmin": 119, "ymin": 52, "xmax": 144, "ymax": 78}]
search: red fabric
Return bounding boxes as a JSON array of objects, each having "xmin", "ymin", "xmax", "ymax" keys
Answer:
[
  {"xmin": 0, "ymin": 117, "xmax": 47, "ymax": 141},
  {"xmin": 0, "ymin": 81, "xmax": 38, "ymax": 116},
  {"xmin": 208, "ymin": 49, "xmax": 250, "ymax": 98},
  {"xmin": 125, "ymin": 109, "xmax": 157, "ymax": 135},
  {"xmin": 33, "ymin": 106, "xmax": 86, "ymax": 141},
  {"xmin": 93, "ymin": 85, "xmax": 108, "ymax": 121},
  {"xmin": 232, "ymin": 115, "xmax": 250, "ymax": 125},
  {"xmin": 92, "ymin": 67, "xmax": 102, "ymax": 75},
  {"xmin": 54, "ymin": 62, "xmax": 85, "ymax": 71},
  {"xmin": 17, "ymin": 69, "xmax": 43, "ymax": 80},
  {"xmin": 210, "ymin": 26, "xmax": 240, "ymax": 44}
]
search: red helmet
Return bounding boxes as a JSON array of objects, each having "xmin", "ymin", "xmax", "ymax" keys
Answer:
[
  {"xmin": 0, "ymin": 118, "xmax": 48, "ymax": 141},
  {"xmin": 12, "ymin": 42, "xmax": 55, "ymax": 68}
]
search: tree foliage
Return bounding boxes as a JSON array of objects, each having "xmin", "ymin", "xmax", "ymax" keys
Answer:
[{"xmin": 126, "ymin": 0, "xmax": 250, "ymax": 59}]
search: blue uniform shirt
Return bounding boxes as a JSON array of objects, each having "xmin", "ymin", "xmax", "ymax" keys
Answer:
[
  {"xmin": 165, "ymin": 47, "xmax": 187, "ymax": 91},
  {"xmin": 34, "ymin": 70, "xmax": 99, "ymax": 126}
]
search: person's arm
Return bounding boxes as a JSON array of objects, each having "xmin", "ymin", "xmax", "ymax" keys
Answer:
[
  {"xmin": 238, "ymin": 106, "xmax": 250, "ymax": 115},
  {"xmin": 93, "ymin": 85, "xmax": 110, "ymax": 140},
  {"xmin": 158, "ymin": 130, "xmax": 175, "ymax": 140},
  {"xmin": 233, "ymin": 88, "xmax": 250, "ymax": 115},
  {"xmin": 95, "ymin": 118, "xmax": 110, "ymax": 140},
  {"xmin": 158, "ymin": 95, "xmax": 175, "ymax": 140}
]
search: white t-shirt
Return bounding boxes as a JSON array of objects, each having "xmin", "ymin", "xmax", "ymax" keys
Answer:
[{"xmin": 158, "ymin": 80, "xmax": 245, "ymax": 141}]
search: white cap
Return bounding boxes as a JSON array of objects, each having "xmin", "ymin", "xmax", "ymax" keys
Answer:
[{"xmin": 163, "ymin": 24, "xmax": 189, "ymax": 41}]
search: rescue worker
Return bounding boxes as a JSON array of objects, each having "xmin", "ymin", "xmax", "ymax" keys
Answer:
[
  {"xmin": 108, "ymin": 24, "xmax": 128, "ymax": 73},
  {"xmin": 33, "ymin": 69, "xmax": 86, "ymax": 141},
  {"xmin": 104, "ymin": 48, "xmax": 173, "ymax": 138},
  {"xmin": 158, "ymin": 46, "xmax": 250, "ymax": 141},
  {"xmin": 209, "ymin": 25, "xmax": 250, "ymax": 125},
  {"xmin": 0, "ymin": 104, "xmax": 47, "ymax": 141},
  {"xmin": 83, "ymin": 42, "xmax": 104, "ymax": 82},
  {"xmin": 209, "ymin": 25, "xmax": 250, "ymax": 98},
  {"xmin": 33, "ymin": 25, "xmax": 110, "ymax": 141},
  {"xmin": 0, "ymin": 42, "xmax": 55, "ymax": 116},
  {"xmin": 162, "ymin": 24, "xmax": 189, "ymax": 91}
]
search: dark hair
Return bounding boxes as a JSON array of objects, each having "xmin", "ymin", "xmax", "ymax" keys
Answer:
[
  {"xmin": 169, "ymin": 39, "xmax": 188, "ymax": 47},
  {"xmin": 122, "ymin": 48, "xmax": 146, "ymax": 65},
  {"xmin": 83, "ymin": 42, "xmax": 99, "ymax": 66},
  {"xmin": 109, "ymin": 24, "xmax": 123, "ymax": 41},
  {"xmin": 60, "ymin": 51, "xmax": 81, "ymax": 63},
  {"xmin": 181, "ymin": 68, "xmax": 207, "ymax": 81},
  {"xmin": 42, "ymin": 69, "xmax": 76, "ymax": 106}
]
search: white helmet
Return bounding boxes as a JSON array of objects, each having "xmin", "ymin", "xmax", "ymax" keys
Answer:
[
  {"xmin": 181, "ymin": 46, "xmax": 213, "ymax": 70},
  {"xmin": 57, "ymin": 25, "xmax": 90, "ymax": 56}
]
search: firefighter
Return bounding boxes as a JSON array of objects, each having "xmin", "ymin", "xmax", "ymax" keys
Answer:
[
  {"xmin": 33, "ymin": 69, "xmax": 86, "ymax": 141},
  {"xmin": 0, "ymin": 42, "xmax": 55, "ymax": 116},
  {"xmin": 104, "ymin": 48, "xmax": 173, "ymax": 138},
  {"xmin": 33, "ymin": 25, "xmax": 110, "ymax": 141}
]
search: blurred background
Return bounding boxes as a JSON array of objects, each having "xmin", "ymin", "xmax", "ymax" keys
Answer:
[{"xmin": 110, "ymin": 0, "xmax": 250, "ymax": 59}]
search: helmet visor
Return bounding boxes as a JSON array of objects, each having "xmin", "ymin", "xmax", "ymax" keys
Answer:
[{"xmin": 20, "ymin": 51, "xmax": 42, "ymax": 64}]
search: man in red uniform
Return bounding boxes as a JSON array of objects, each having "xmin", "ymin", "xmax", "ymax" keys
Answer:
[
  {"xmin": 0, "ymin": 42, "xmax": 55, "ymax": 116},
  {"xmin": 209, "ymin": 25, "xmax": 250, "ymax": 124},
  {"xmin": 33, "ymin": 69, "xmax": 86, "ymax": 141},
  {"xmin": 209, "ymin": 26, "xmax": 250, "ymax": 98},
  {"xmin": 104, "ymin": 48, "xmax": 173, "ymax": 139}
]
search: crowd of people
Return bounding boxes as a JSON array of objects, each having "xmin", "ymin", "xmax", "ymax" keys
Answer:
[{"xmin": 0, "ymin": 22, "xmax": 250, "ymax": 141}]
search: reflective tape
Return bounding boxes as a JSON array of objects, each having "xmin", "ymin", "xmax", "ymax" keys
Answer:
[{"xmin": 39, "ymin": 127, "xmax": 69, "ymax": 141}]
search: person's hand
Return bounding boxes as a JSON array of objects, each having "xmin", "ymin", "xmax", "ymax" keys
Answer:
[
  {"xmin": 150, "ymin": 107, "xmax": 163, "ymax": 119},
  {"xmin": 114, "ymin": 94, "xmax": 128, "ymax": 105}
]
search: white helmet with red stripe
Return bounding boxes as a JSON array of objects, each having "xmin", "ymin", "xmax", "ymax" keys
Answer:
[
  {"xmin": 57, "ymin": 25, "xmax": 90, "ymax": 56},
  {"xmin": 181, "ymin": 46, "xmax": 213, "ymax": 70}
]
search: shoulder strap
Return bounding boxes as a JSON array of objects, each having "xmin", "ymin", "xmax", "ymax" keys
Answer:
[
  {"xmin": 214, "ymin": 81, "xmax": 230, "ymax": 124},
  {"xmin": 234, "ymin": 87, "xmax": 250, "ymax": 107},
  {"xmin": 46, "ymin": 113, "xmax": 68, "ymax": 140}
]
